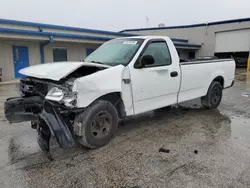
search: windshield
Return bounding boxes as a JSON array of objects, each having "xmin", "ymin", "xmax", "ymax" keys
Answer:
[{"xmin": 84, "ymin": 38, "xmax": 144, "ymax": 66}]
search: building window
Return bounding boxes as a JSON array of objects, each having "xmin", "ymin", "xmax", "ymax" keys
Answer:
[
  {"xmin": 189, "ymin": 51, "xmax": 195, "ymax": 59},
  {"xmin": 53, "ymin": 48, "xmax": 68, "ymax": 62}
]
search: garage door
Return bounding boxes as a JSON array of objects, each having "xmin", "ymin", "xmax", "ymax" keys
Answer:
[{"xmin": 215, "ymin": 29, "xmax": 250, "ymax": 52}]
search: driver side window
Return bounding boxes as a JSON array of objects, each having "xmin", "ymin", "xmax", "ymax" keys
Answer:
[{"xmin": 142, "ymin": 41, "xmax": 172, "ymax": 67}]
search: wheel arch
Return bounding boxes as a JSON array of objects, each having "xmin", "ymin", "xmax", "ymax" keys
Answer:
[
  {"xmin": 203, "ymin": 74, "xmax": 225, "ymax": 96},
  {"xmin": 201, "ymin": 77, "xmax": 223, "ymax": 109},
  {"xmin": 93, "ymin": 92, "xmax": 126, "ymax": 118},
  {"xmin": 212, "ymin": 76, "xmax": 224, "ymax": 88}
]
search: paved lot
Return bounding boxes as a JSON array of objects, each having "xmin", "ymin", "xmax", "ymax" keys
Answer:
[{"xmin": 0, "ymin": 70, "xmax": 250, "ymax": 188}]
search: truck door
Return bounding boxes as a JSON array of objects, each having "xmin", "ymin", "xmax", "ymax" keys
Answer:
[{"xmin": 129, "ymin": 39, "xmax": 180, "ymax": 114}]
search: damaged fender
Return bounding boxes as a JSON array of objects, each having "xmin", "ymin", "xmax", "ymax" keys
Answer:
[{"xmin": 72, "ymin": 65, "xmax": 130, "ymax": 109}]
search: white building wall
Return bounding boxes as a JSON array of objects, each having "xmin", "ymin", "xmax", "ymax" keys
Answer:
[
  {"xmin": 124, "ymin": 27, "xmax": 205, "ymax": 56},
  {"xmin": 125, "ymin": 21, "xmax": 250, "ymax": 56},
  {"xmin": 0, "ymin": 20, "xmax": 134, "ymax": 81},
  {"xmin": 0, "ymin": 40, "xmax": 101, "ymax": 81},
  {"xmin": 0, "ymin": 33, "xmax": 48, "ymax": 41},
  {"xmin": 215, "ymin": 29, "xmax": 250, "ymax": 52},
  {"xmin": 0, "ymin": 23, "xmax": 39, "ymax": 31},
  {"xmin": 0, "ymin": 40, "xmax": 40, "ymax": 81},
  {"xmin": 44, "ymin": 42, "xmax": 100, "ymax": 63}
]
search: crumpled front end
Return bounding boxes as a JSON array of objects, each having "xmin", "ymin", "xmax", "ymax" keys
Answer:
[
  {"xmin": 72, "ymin": 64, "xmax": 125, "ymax": 108},
  {"xmin": 4, "ymin": 78, "xmax": 76, "ymax": 159},
  {"xmin": 4, "ymin": 64, "xmax": 124, "ymax": 159},
  {"xmin": 4, "ymin": 95, "xmax": 75, "ymax": 144}
]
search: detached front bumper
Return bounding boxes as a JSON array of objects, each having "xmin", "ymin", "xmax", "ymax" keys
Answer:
[
  {"xmin": 4, "ymin": 96, "xmax": 75, "ymax": 149},
  {"xmin": 5, "ymin": 96, "xmax": 42, "ymax": 123}
]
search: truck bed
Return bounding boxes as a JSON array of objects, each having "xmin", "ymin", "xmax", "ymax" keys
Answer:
[
  {"xmin": 178, "ymin": 58, "xmax": 235, "ymax": 103},
  {"xmin": 180, "ymin": 58, "xmax": 233, "ymax": 65}
]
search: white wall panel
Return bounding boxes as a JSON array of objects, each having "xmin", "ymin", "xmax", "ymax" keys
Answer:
[
  {"xmin": 215, "ymin": 29, "xmax": 250, "ymax": 52},
  {"xmin": 0, "ymin": 40, "xmax": 40, "ymax": 81}
]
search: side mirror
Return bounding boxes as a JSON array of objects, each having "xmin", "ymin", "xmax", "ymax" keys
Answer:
[
  {"xmin": 134, "ymin": 55, "xmax": 155, "ymax": 69},
  {"xmin": 141, "ymin": 55, "xmax": 155, "ymax": 66}
]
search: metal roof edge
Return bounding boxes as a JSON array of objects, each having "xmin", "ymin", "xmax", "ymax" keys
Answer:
[
  {"xmin": 0, "ymin": 28, "xmax": 200, "ymax": 48},
  {"xmin": 0, "ymin": 19, "xmax": 188, "ymax": 43},
  {"xmin": 171, "ymin": 38, "xmax": 188, "ymax": 43},
  {"xmin": 120, "ymin": 17, "xmax": 250, "ymax": 32},
  {"xmin": 174, "ymin": 43, "xmax": 201, "ymax": 48},
  {"xmin": 0, "ymin": 27, "xmax": 114, "ymax": 41},
  {"xmin": 0, "ymin": 18, "xmax": 139, "ymax": 37}
]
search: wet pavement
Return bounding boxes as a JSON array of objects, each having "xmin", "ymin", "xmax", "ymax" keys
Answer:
[{"xmin": 0, "ymin": 69, "xmax": 250, "ymax": 188}]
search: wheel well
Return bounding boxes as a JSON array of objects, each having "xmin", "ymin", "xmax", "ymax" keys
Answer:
[
  {"xmin": 213, "ymin": 76, "xmax": 224, "ymax": 87},
  {"xmin": 96, "ymin": 92, "xmax": 125, "ymax": 118}
]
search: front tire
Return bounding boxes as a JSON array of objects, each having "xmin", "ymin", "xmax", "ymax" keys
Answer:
[
  {"xmin": 201, "ymin": 81, "xmax": 223, "ymax": 109},
  {"xmin": 75, "ymin": 100, "xmax": 118, "ymax": 149}
]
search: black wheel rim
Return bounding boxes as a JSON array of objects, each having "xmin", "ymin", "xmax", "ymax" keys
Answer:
[
  {"xmin": 91, "ymin": 111, "xmax": 112, "ymax": 138},
  {"xmin": 211, "ymin": 85, "xmax": 222, "ymax": 105}
]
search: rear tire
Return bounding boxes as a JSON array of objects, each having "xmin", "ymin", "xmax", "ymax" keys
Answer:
[
  {"xmin": 75, "ymin": 100, "xmax": 118, "ymax": 149},
  {"xmin": 201, "ymin": 81, "xmax": 222, "ymax": 109}
]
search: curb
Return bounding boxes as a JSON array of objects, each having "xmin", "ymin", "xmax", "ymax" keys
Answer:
[{"xmin": 0, "ymin": 80, "xmax": 20, "ymax": 86}]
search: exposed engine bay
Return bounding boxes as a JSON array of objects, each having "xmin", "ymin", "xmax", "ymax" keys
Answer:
[{"xmin": 20, "ymin": 65, "xmax": 107, "ymax": 97}]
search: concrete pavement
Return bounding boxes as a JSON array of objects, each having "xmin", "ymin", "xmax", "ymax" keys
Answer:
[{"xmin": 0, "ymin": 70, "xmax": 250, "ymax": 187}]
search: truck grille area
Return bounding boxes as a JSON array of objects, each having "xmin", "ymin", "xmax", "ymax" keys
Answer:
[{"xmin": 20, "ymin": 78, "xmax": 48, "ymax": 97}]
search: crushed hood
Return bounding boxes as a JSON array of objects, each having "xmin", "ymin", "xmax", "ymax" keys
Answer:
[{"xmin": 19, "ymin": 61, "xmax": 111, "ymax": 81}]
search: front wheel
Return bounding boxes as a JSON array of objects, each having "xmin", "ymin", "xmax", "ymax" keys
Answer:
[
  {"xmin": 74, "ymin": 100, "xmax": 118, "ymax": 149},
  {"xmin": 201, "ymin": 81, "xmax": 223, "ymax": 109}
]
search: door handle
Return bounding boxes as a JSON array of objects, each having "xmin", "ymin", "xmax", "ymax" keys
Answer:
[{"xmin": 170, "ymin": 71, "xmax": 178, "ymax": 77}]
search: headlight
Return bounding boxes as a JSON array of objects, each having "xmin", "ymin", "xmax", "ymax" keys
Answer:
[
  {"xmin": 45, "ymin": 87, "xmax": 64, "ymax": 102},
  {"xmin": 45, "ymin": 87, "xmax": 77, "ymax": 108},
  {"xmin": 63, "ymin": 97, "xmax": 77, "ymax": 107}
]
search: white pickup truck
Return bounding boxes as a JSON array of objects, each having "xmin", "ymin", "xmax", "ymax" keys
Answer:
[{"xmin": 4, "ymin": 36, "xmax": 235, "ymax": 158}]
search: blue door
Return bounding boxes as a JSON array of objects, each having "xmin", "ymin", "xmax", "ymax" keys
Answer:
[
  {"xmin": 86, "ymin": 48, "xmax": 95, "ymax": 56},
  {"xmin": 13, "ymin": 46, "xmax": 29, "ymax": 78}
]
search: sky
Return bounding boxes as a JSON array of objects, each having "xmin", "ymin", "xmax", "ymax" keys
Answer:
[{"xmin": 0, "ymin": 0, "xmax": 249, "ymax": 31}]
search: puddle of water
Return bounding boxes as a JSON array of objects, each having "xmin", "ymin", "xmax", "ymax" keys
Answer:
[{"xmin": 241, "ymin": 93, "xmax": 250, "ymax": 97}]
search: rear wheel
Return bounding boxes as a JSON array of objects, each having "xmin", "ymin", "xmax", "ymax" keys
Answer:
[
  {"xmin": 201, "ymin": 81, "xmax": 222, "ymax": 109},
  {"xmin": 75, "ymin": 100, "xmax": 118, "ymax": 148}
]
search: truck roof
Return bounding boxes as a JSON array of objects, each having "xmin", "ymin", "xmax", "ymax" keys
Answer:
[{"xmin": 117, "ymin": 36, "xmax": 171, "ymax": 40}]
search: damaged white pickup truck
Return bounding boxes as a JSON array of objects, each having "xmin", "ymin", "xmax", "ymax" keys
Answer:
[{"xmin": 5, "ymin": 36, "xmax": 235, "ymax": 158}]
